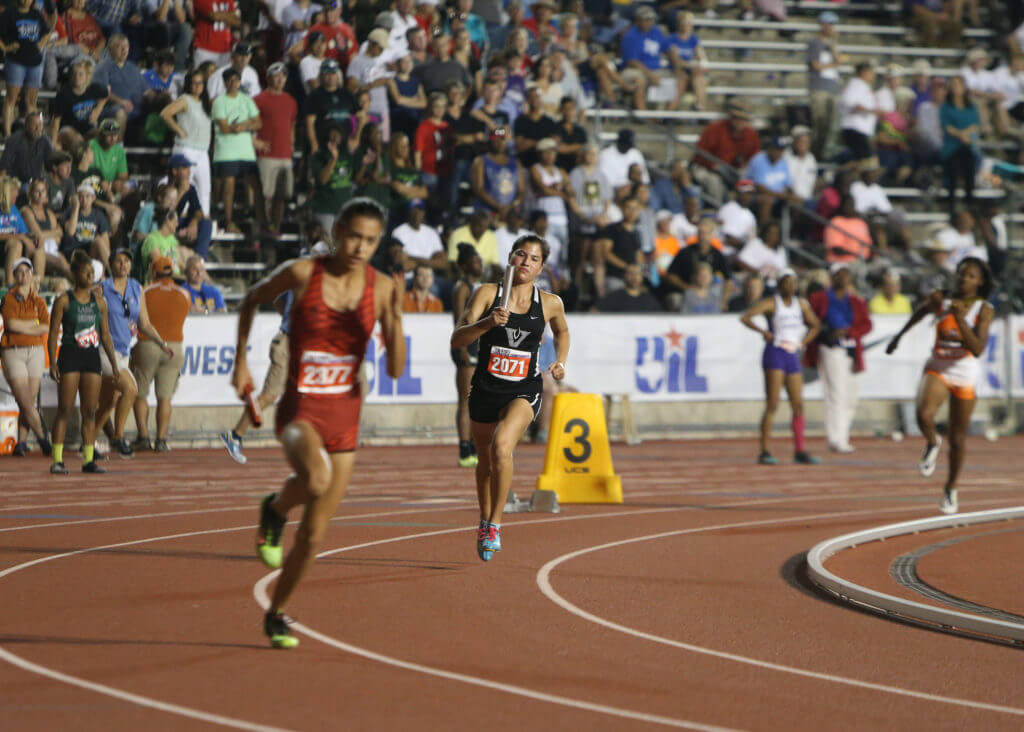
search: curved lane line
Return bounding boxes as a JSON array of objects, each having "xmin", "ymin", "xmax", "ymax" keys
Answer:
[{"xmin": 535, "ymin": 507, "xmax": 1024, "ymax": 718}]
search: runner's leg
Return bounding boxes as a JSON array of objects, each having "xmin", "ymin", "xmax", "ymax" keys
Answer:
[
  {"xmin": 471, "ymin": 420, "xmax": 498, "ymax": 521},
  {"xmin": 946, "ymin": 394, "xmax": 975, "ymax": 492},
  {"xmin": 269, "ymin": 436, "xmax": 355, "ymax": 613},
  {"xmin": 486, "ymin": 399, "xmax": 536, "ymax": 526},
  {"xmin": 916, "ymin": 373, "xmax": 949, "ymax": 446},
  {"xmin": 783, "ymin": 371, "xmax": 806, "ymax": 454},
  {"xmin": 760, "ymin": 369, "xmax": 783, "ymax": 454}
]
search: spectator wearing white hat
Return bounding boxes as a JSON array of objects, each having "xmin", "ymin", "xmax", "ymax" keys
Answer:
[
  {"xmin": 875, "ymin": 63, "xmax": 905, "ymax": 114},
  {"xmin": 62, "ymin": 178, "xmax": 111, "ymax": 273},
  {"xmin": 0, "ymin": 256, "xmax": 51, "ymax": 456},
  {"xmin": 784, "ymin": 125, "xmax": 818, "ymax": 203},
  {"xmin": 348, "ymin": 28, "xmax": 394, "ymax": 140},
  {"xmin": 961, "ymin": 48, "xmax": 1007, "ymax": 137}
]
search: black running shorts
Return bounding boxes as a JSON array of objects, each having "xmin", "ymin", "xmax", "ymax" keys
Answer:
[{"xmin": 468, "ymin": 383, "xmax": 542, "ymax": 424}]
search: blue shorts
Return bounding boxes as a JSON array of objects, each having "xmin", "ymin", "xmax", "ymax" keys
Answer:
[
  {"xmin": 762, "ymin": 343, "xmax": 801, "ymax": 375},
  {"xmin": 214, "ymin": 160, "xmax": 259, "ymax": 179},
  {"xmin": 5, "ymin": 61, "xmax": 43, "ymax": 89}
]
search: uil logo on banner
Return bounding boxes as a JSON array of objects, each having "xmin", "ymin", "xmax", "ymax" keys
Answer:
[
  {"xmin": 505, "ymin": 327, "xmax": 528, "ymax": 347},
  {"xmin": 635, "ymin": 327, "xmax": 708, "ymax": 394}
]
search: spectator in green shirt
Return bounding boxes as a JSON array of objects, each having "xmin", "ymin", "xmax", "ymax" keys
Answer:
[
  {"xmin": 88, "ymin": 119, "xmax": 129, "ymax": 198},
  {"xmin": 211, "ymin": 68, "xmax": 264, "ymax": 234},
  {"xmin": 310, "ymin": 120, "xmax": 362, "ymax": 234},
  {"xmin": 140, "ymin": 207, "xmax": 190, "ymax": 281}
]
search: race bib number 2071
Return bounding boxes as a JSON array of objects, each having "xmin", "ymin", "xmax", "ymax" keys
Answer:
[{"xmin": 487, "ymin": 346, "xmax": 530, "ymax": 381}]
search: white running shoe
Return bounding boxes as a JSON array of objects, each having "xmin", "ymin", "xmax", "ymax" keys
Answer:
[
  {"xmin": 220, "ymin": 431, "xmax": 248, "ymax": 465},
  {"xmin": 919, "ymin": 437, "xmax": 941, "ymax": 477},
  {"xmin": 939, "ymin": 489, "xmax": 958, "ymax": 515}
]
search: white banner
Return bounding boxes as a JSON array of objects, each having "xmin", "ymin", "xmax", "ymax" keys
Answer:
[{"xmin": 3, "ymin": 313, "xmax": 1022, "ymax": 408}]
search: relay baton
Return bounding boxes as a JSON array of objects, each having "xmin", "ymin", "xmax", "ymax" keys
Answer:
[
  {"xmin": 243, "ymin": 383, "xmax": 263, "ymax": 428},
  {"xmin": 500, "ymin": 265, "xmax": 515, "ymax": 310}
]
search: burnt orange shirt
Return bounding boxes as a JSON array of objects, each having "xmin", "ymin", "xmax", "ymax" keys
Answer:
[
  {"xmin": 141, "ymin": 279, "xmax": 190, "ymax": 343},
  {"xmin": 1, "ymin": 288, "xmax": 49, "ymax": 347},
  {"xmin": 403, "ymin": 291, "xmax": 443, "ymax": 313}
]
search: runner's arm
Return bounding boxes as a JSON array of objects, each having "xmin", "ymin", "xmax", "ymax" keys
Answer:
[
  {"xmin": 233, "ymin": 259, "xmax": 308, "ymax": 396},
  {"xmin": 451, "ymin": 283, "xmax": 503, "ymax": 349},
  {"xmin": 886, "ymin": 290, "xmax": 941, "ymax": 353},
  {"xmin": 954, "ymin": 301, "xmax": 993, "ymax": 358},
  {"xmin": 377, "ymin": 273, "xmax": 406, "ymax": 379},
  {"xmin": 739, "ymin": 297, "xmax": 773, "ymax": 341},
  {"xmin": 544, "ymin": 292, "xmax": 569, "ymax": 381}
]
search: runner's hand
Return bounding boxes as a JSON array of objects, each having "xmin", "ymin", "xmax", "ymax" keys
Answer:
[
  {"xmin": 548, "ymin": 361, "xmax": 565, "ymax": 381},
  {"xmin": 762, "ymin": 330, "xmax": 772, "ymax": 343},
  {"xmin": 232, "ymin": 360, "xmax": 254, "ymax": 400},
  {"xmin": 487, "ymin": 307, "xmax": 510, "ymax": 328}
]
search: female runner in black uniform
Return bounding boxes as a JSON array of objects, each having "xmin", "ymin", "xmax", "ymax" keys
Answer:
[{"xmin": 451, "ymin": 235, "xmax": 570, "ymax": 561}]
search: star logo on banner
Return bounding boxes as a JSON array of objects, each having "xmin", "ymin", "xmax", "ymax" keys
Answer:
[{"xmin": 665, "ymin": 327, "xmax": 685, "ymax": 350}]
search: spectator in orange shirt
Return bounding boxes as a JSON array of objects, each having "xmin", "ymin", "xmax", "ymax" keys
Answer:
[
  {"xmin": 653, "ymin": 209, "xmax": 681, "ymax": 278},
  {"xmin": 131, "ymin": 256, "xmax": 189, "ymax": 452},
  {"xmin": 403, "ymin": 264, "xmax": 444, "ymax": 312},
  {"xmin": 0, "ymin": 257, "xmax": 51, "ymax": 456},
  {"xmin": 825, "ymin": 196, "xmax": 872, "ymax": 265}
]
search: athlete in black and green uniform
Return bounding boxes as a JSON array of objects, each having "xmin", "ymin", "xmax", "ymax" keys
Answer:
[{"xmin": 47, "ymin": 250, "xmax": 121, "ymax": 474}]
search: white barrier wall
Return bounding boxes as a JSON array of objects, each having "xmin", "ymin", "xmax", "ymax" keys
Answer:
[
  {"xmin": 167, "ymin": 313, "xmax": 1024, "ymax": 405},
  {"xmin": 4, "ymin": 314, "xmax": 1023, "ymax": 407}
]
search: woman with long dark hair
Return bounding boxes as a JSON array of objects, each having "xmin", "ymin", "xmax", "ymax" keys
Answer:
[
  {"xmin": 160, "ymin": 70, "xmax": 213, "ymax": 215},
  {"xmin": 886, "ymin": 257, "xmax": 994, "ymax": 514},
  {"xmin": 940, "ymin": 75, "xmax": 980, "ymax": 211},
  {"xmin": 47, "ymin": 249, "xmax": 121, "ymax": 474},
  {"xmin": 452, "ymin": 235, "xmax": 570, "ymax": 561}
]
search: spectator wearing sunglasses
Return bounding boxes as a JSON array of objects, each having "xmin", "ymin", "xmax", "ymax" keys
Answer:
[{"xmin": 96, "ymin": 246, "xmax": 173, "ymax": 458}]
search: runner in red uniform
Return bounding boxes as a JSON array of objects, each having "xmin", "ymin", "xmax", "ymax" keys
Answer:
[{"xmin": 232, "ymin": 198, "xmax": 405, "ymax": 648}]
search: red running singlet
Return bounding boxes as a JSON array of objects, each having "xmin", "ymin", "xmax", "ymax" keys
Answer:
[{"xmin": 275, "ymin": 258, "xmax": 376, "ymax": 452}]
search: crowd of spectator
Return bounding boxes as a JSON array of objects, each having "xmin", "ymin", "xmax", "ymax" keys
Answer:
[{"xmin": 0, "ymin": 0, "xmax": 1016, "ymax": 324}]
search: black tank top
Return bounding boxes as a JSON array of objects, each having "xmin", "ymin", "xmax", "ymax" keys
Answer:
[{"xmin": 472, "ymin": 284, "xmax": 545, "ymax": 393}]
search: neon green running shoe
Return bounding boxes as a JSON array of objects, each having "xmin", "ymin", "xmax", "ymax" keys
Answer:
[
  {"xmin": 458, "ymin": 454, "xmax": 479, "ymax": 468},
  {"xmin": 256, "ymin": 494, "xmax": 286, "ymax": 568},
  {"xmin": 264, "ymin": 611, "xmax": 299, "ymax": 649}
]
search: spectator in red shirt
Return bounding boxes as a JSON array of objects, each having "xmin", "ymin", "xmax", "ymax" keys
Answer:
[
  {"xmin": 306, "ymin": 0, "xmax": 357, "ymax": 70},
  {"xmin": 522, "ymin": 0, "xmax": 560, "ymax": 42},
  {"xmin": 414, "ymin": 91, "xmax": 453, "ymax": 223},
  {"xmin": 44, "ymin": 0, "xmax": 105, "ymax": 90},
  {"xmin": 692, "ymin": 100, "xmax": 761, "ymax": 205},
  {"xmin": 193, "ymin": 0, "xmax": 239, "ymax": 69},
  {"xmin": 254, "ymin": 62, "xmax": 297, "ymax": 235}
]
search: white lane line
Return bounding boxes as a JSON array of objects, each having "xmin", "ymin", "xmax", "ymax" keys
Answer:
[
  {"xmin": 0, "ymin": 649, "xmax": 292, "ymax": 732},
  {"xmin": 250, "ymin": 497, "xmax": 998, "ymax": 728},
  {"xmin": 0, "ymin": 506, "xmax": 689, "ymax": 731},
  {"xmin": 536, "ymin": 503, "xmax": 1024, "ymax": 718},
  {"xmin": 0, "ymin": 501, "xmax": 475, "ymax": 534}
]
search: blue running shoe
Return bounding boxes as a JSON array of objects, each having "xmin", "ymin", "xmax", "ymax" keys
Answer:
[
  {"xmin": 476, "ymin": 524, "xmax": 493, "ymax": 562},
  {"xmin": 220, "ymin": 431, "xmax": 247, "ymax": 464},
  {"xmin": 481, "ymin": 524, "xmax": 501, "ymax": 553}
]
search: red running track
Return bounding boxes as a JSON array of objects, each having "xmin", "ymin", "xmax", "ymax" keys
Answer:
[{"xmin": 1, "ymin": 436, "xmax": 1022, "ymax": 731}]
